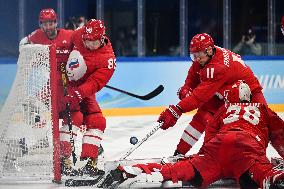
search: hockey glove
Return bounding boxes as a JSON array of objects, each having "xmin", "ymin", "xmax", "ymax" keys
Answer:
[
  {"xmin": 177, "ymin": 86, "xmax": 192, "ymax": 100},
  {"xmin": 65, "ymin": 87, "xmax": 83, "ymax": 105},
  {"xmin": 158, "ymin": 105, "xmax": 183, "ymax": 130}
]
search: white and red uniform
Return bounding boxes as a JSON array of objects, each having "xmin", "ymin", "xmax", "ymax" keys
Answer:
[
  {"xmin": 60, "ymin": 27, "xmax": 116, "ymax": 159},
  {"xmin": 120, "ymin": 103, "xmax": 284, "ymax": 188},
  {"xmin": 176, "ymin": 46, "xmax": 266, "ymax": 155}
]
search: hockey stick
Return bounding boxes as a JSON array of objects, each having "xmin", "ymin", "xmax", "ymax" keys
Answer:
[
  {"xmin": 120, "ymin": 121, "xmax": 163, "ymax": 160},
  {"xmin": 105, "ymin": 85, "xmax": 164, "ymax": 100},
  {"xmin": 96, "ymin": 121, "xmax": 163, "ymax": 187},
  {"xmin": 61, "ymin": 63, "xmax": 77, "ymax": 166},
  {"xmin": 65, "ymin": 122, "xmax": 163, "ymax": 187}
]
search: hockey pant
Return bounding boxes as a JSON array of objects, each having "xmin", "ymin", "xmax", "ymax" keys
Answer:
[{"xmin": 59, "ymin": 96, "xmax": 106, "ymax": 159}]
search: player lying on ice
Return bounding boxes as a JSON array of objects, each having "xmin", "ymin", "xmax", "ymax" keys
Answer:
[{"xmin": 102, "ymin": 81, "xmax": 284, "ymax": 189}]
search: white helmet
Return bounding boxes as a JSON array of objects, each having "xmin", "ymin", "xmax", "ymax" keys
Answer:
[{"xmin": 225, "ymin": 80, "xmax": 252, "ymax": 103}]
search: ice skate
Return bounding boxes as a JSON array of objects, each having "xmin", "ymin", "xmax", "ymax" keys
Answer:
[
  {"xmin": 61, "ymin": 157, "xmax": 80, "ymax": 176},
  {"xmin": 79, "ymin": 158, "xmax": 105, "ymax": 177}
]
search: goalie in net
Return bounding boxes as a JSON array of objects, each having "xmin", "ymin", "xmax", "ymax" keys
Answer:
[{"xmin": 102, "ymin": 81, "xmax": 284, "ymax": 189}]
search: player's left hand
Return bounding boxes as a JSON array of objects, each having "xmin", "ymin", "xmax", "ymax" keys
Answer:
[
  {"xmin": 65, "ymin": 87, "xmax": 83, "ymax": 105},
  {"xmin": 158, "ymin": 105, "xmax": 183, "ymax": 130}
]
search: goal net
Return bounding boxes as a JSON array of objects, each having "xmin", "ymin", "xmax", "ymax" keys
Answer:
[{"xmin": 0, "ymin": 44, "xmax": 60, "ymax": 183}]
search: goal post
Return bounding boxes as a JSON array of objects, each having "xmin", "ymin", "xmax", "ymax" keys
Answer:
[{"xmin": 0, "ymin": 44, "xmax": 61, "ymax": 183}]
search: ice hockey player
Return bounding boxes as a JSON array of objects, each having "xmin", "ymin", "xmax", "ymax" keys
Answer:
[
  {"xmin": 103, "ymin": 81, "xmax": 284, "ymax": 189},
  {"xmin": 18, "ymin": 8, "xmax": 84, "ymax": 176},
  {"xmin": 62, "ymin": 19, "xmax": 116, "ymax": 176},
  {"xmin": 19, "ymin": 8, "xmax": 73, "ymax": 56},
  {"xmin": 161, "ymin": 33, "xmax": 267, "ymax": 156}
]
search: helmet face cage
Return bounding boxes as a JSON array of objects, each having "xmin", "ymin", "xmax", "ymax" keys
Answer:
[
  {"xmin": 39, "ymin": 9, "xmax": 57, "ymax": 23},
  {"xmin": 82, "ymin": 19, "xmax": 106, "ymax": 41},
  {"xmin": 225, "ymin": 81, "xmax": 252, "ymax": 103},
  {"xmin": 238, "ymin": 82, "xmax": 251, "ymax": 102},
  {"xmin": 189, "ymin": 33, "xmax": 214, "ymax": 54}
]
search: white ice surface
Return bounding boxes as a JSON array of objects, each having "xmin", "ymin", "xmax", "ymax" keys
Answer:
[{"xmin": 0, "ymin": 113, "xmax": 282, "ymax": 189}]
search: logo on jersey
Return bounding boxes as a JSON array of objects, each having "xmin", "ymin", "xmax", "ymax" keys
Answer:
[
  {"xmin": 68, "ymin": 58, "xmax": 80, "ymax": 70},
  {"xmin": 66, "ymin": 50, "xmax": 87, "ymax": 81},
  {"xmin": 86, "ymin": 27, "xmax": 92, "ymax": 33}
]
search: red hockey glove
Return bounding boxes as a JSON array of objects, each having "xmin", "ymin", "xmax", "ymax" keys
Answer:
[
  {"xmin": 65, "ymin": 87, "xmax": 83, "ymax": 105},
  {"xmin": 158, "ymin": 105, "xmax": 183, "ymax": 130},
  {"xmin": 177, "ymin": 86, "xmax": 192, "ymax": 100}
]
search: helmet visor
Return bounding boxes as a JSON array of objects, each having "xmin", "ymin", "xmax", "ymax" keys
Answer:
[{"xmin": 190, "ymin": 51, "xmax": 206, "ymax": 61}]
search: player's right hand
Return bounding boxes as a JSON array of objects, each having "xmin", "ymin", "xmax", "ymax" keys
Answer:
[
  {"xmin": 177, "ymin": 86, "xmax": 192, "ymax": 100},
  {"xmin": 158, "ymin": 105, "xmax": 183, "ymax": 130},
  {"xmin": 65, "ymin": 87, "xmax": 83, "ymax": 105}
]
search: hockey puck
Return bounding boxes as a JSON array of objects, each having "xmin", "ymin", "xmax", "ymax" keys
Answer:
[{"xmin": 130, "ymin": 136, "xmax": 138, "ymax": 145}]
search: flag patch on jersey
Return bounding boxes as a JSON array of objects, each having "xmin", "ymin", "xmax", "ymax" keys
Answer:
[{"xmin": 69, "ymin": 59, "xmax": 80, "ymax": 70}]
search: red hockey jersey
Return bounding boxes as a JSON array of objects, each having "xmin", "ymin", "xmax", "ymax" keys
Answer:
[
  {"xmin": 28, "ymin": 28, "xmax": 74, "ymax": 64},
  {"xmin": 178, "ymin": 46, "xmax": 262, "ymax": 112},
  {"xmin": 205, "ymin": 103, "xmax": 284, "ymax": 155},
  {"xmin": 66, "ymin": 27, "xmax": 116, "ymax": 98}
]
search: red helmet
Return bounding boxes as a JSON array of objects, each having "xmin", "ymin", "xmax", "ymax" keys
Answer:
[
  {"xmin": 224, "ymin": 80, "xmax": 251, "ymax": 103},
  {"xmin": 39, "ymin": 8, "xmax": 57, "ymax": 23},
  {"xmin": 82, "ymin": 19, "xmax": 106, "ymax": 41},
  {"xmin": 189, "ymin": 33, "xmax": 214, "ymax": 53}
]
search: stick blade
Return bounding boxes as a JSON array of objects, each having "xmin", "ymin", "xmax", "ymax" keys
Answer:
[{"xmin": 139, "ymin": 85, "xmax": 164, "ymax": 100}]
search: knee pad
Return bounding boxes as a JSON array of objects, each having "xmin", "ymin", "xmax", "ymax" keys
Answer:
[{"xmin": 84, "ymin": 113, "xmax": 106, "ymax": 131}]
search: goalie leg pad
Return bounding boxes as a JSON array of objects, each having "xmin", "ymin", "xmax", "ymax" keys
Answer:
[{"xmin": 120, "ymin": 163, "xmax": 165, "ymax": 177}]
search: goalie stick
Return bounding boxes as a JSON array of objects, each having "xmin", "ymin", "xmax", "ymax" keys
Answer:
[
  {"xmin": 65, "ymin": 122, "xmax": 163, "ymax": 187},
  {"xmin": 105, "ymin": 84, "xmax": 164, "ymax": 100}
]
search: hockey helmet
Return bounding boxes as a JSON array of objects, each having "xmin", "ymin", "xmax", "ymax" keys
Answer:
[
  {"xmin": 225, "ymin": 80, "xmax": 252, "ymax": 103},
  {"xmin": 189, "ymin": 33, "xmax": 214, "ymax": 53},
  {"xmin": 82, "ymin": 19, "xmax": 106, "ymax": 41},
  {"xmin": 39, "ymin": 9, "xmax": 57, "ymax": 23}
]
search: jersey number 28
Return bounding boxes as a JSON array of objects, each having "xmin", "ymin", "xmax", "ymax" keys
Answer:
[{"xmin": 223, "ymin": 105, "xmax": 260, "ymax": 125}]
